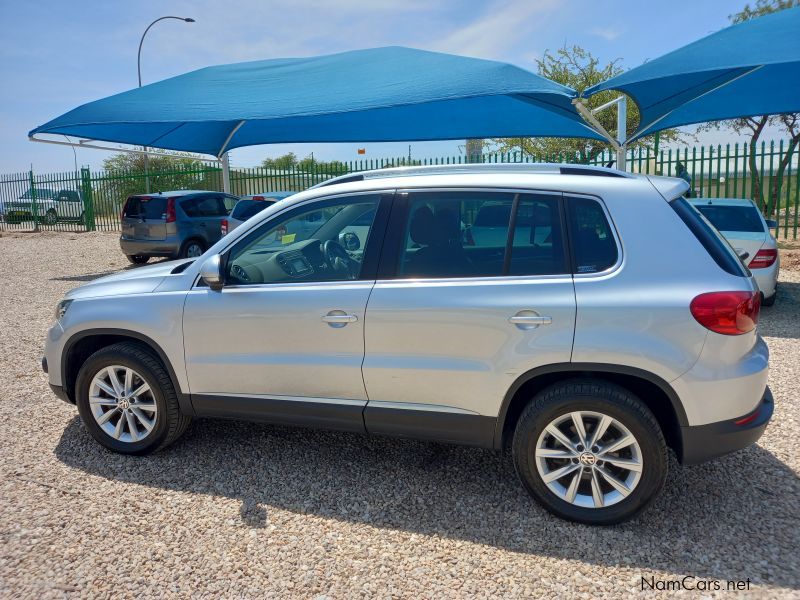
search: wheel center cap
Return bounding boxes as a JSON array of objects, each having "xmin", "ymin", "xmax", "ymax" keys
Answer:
[
  {"xmin": 579, "ymin": 452, "xmax": 597, "ymax": 466},
  {"xmin": 118, "ymin": 399, "xmax": 130, "ymax": 410}
]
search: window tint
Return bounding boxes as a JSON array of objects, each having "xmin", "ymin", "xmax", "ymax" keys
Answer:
[
  {"xmin": 226, "ymin": 196, "xmax": 380, "ymax": 285},
  {"xmin": 222, "ymin": 195, "xmax": 239, "ymax": 214},
  {"xmin": 695, "ymin": 204, "xmax": 764, "ymax": 233},
  {"xmin": 182, "ymin": 195, "xmax": 226, "ymax": 217},
  {"xmin": 231, "ymin": 199, "xmax": 274, "ymax": 221},
  {"xmin": 509, "ymin": 196, "xmax": 566, "ymax": 276},
  {"xmin": 123, "ymin": 196, "xmax": 166, "ymax": 220},
  {"xmin": 566, "ymin": 196, "xmax": 618, "ymax": 274},
  {"xmin": 399, "ymin": 192, "xmax": 512, "ymax": 278},
  {"xmin": 671, "ymin": 198, "xmax": 748, "ymax": 276}
]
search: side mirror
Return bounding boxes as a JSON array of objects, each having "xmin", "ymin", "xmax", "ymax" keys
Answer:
[
  {"xmin": 765, "ymin": 219, "xmax": 778, "ymax": 229},
  {"xmin": 200, "ymin": 254, "xmax": 224, "ymax": 291}
]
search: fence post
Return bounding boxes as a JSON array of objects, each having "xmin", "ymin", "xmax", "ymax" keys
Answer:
[
  {"xmin": 80, "ymin": 167, "xmax": 96, "ymax": 231},
  {"xmin": 29, "ymin": 170, "xmax": 39, "ymax": 231}
]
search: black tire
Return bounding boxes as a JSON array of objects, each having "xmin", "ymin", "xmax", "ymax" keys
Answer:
[
  {"xmin": 512, "ymin": 379, "xmax": 667, "ymax": 525},
  {"xmin": 44, "ymin": 209, "xmax": 57, "ymax": 226},
  {"xmin": 762, "ymin": 290, "xmax": 776, "ymax": 307},
  {"xmin": 126, "ymin": 254, "xmax": 150, "ymax": 265},
  {"xmin": 180, "ymin": 238, "xmax": 205, "ymax": 259},
  {"xmin": 75, "ymin": 342, "xmax": 191, "ymax": 455}
]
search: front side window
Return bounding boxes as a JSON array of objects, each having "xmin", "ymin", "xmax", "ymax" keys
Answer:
[
  {"xmin": 566, "ymin": 196, "xmax": 618, "ymax": 274},
  {"xmin": 182, "ymin": 195, "xmax": 226, "ymax": 218},
  {"xmin": 226, "ymin": 195, "xmax": 381, "ymax": 285},
  {"xmin": 397, "ymin": 191, "xmax": 567, "ymax": 279}
]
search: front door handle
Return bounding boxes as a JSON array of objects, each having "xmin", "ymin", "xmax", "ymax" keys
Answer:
[
  {"xmin": 322, "ymin": 310, "xmax": 358, "ymax": 328},
  {"xmin": 509, "ymin": 311, "xmax": 552, "ymax": 329}
]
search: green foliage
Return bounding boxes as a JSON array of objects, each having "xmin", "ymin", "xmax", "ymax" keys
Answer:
[
  {"xmin": 261, "ymin": 152, "xmax": 348, "ymax": 174},
  {"xmin": 489, "ymin": 46, "xmax": 682, "ymax": 162}
]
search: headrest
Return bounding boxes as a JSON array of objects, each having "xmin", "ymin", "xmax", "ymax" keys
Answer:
[{"xmin": 410, "ymin": 205, "xmax": 436, "ymax": 246}]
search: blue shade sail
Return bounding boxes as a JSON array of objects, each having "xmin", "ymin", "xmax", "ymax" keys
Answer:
[
  {"xmin": 586, "ymin": 7, "xmax": 800, "ymax": 141},
  {"xmin": 30, "ymin": 46, "xmax": 603, "ymax": 156}
]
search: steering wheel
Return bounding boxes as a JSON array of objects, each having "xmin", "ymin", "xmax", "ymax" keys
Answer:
[{"xmin": 322, "ymin": 240, "xmax": 356, "ymax": 278}]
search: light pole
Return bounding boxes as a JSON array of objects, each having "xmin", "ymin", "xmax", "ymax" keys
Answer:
[{"xmin": 137, "ymin": 16, "xmax": 195, "ymax": 192}]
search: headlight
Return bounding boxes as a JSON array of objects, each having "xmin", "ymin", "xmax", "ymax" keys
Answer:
[{"xmin": 55, "ymin": 299, "xmax": 73, "ymax": 322}]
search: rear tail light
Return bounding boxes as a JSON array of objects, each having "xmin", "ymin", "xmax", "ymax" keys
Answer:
[
  {"xmin": 748, "ymin": 248, "xmax": 777, "ymax": 269},
  {"xmin": 165, "ymin": 198, "xmax": 177, "ymax": 223},
  {"xmin": 221, "ymin": 219, "xmax": 228, "ymax": 236},
  {"xmin": 252, "ymin": 195, "xmax": 265, "ymax": 201},
  {"xmin": 690, "ymin": 291, "xmax": 760, "ymax": 335}
]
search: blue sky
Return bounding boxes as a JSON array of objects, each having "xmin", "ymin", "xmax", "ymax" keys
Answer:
[{"xmin": 0, "ymin": 0, "xmax": 769, "ymax": 172}]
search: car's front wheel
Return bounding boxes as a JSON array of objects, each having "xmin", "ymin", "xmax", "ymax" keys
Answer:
[
  {"xmin": 75, "ymin": 342, "xmax": 190, "ymax": 455},
  {"xmin": 512, "ymin": 379, "xmax": 667, "ymax": 525}
]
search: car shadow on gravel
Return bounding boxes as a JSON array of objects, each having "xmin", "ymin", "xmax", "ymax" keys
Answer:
[
  {"xmin": 55, "ymin": 416, "xmax": 800, "ymax": 589},
  {"xmin": 759, "ymin": 282, "xmax": 800, "ymax": 339}
]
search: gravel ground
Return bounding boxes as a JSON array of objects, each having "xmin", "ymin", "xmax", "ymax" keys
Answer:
[{"xmin": 1, "ymin": 231, "xmax": 798, "ymax": 599}]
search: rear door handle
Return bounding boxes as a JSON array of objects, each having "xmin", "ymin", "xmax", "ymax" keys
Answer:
[
  {"xmin": 322, "ymin": 310, "xmax": 358, "ymax": 327},
  {"xmin": 509, "ymin": 311, "xmax": 552, "ymax": 329}
]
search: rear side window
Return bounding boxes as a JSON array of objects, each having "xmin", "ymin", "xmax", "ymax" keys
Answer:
[
  {"xmin": 566, "ymin": 196, "xmax": 618, "ymax": 274},
  {"xmin": 232, "ymin": 199, "xmax": 275, "ymax": 221},
  {"xmin": 509, "ymin": 196, "xmax": 566, "ymax": 275},
  {"xmin": 671, "ymin": 198, "xmax": 748, "ymax": 276},
  {"xmin": 182, "ymin": 195, "xmax": 226, "ymax": 217},
  {"xmin": 123, "ymin": 196, "xmax": 166, "ymax": 219},
  {"xmin": 694, "ymin": 204, "xmax": 765, "ymax": 233}
]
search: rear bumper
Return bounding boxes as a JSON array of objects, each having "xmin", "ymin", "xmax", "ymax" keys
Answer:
[
  {"xmin": 120, "ymin": 236, "xmax": 181, "ymax": 258},
  {"xmin": 680, "ymin": 386, "xmax": 773, "ymax": 464},
  {"xmin": 752, "ymin": 261, "xmax": 779, "ymax": 298}
]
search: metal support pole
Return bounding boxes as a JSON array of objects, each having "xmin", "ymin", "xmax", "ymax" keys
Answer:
[
  {"xmin": 617, "ymin": 96, "xmax": 627, "ymax": 172},
  {"xmin": 221, "ymin": 152, "xmax": 231, "ymax": 193}
]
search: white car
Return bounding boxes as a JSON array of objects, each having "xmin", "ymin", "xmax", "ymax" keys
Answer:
[
  {"xmin": 7, "ymin": 188, "xmax": 85, "ymax": 225},
  {"xmin": 690, "ymin": 198, "xmax": 779, "ymax": 306}
]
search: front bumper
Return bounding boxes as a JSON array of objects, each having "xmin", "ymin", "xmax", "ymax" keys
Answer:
[{"xmin": 680, "ymin": 386, "xmax": 773, "ymax": 464}]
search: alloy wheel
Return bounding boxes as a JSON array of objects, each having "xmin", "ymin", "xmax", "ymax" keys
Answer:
[
  {"xmin": 88, "ymin": 365, "xmax": 158, "ymax": 443},
  {"xmin": 535, "ymin": 411, "xmax": 643, "ymax": 508}
]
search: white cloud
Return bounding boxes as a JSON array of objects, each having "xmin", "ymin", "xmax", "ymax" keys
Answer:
[{"xmin": 590, "ymin": 26, "xmax": 622, "ymax": 41}]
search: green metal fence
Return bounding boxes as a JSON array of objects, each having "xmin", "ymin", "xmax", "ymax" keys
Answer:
[{"xmin": 2, "ymin": 140, "xmax": 797, "ymax": 238}]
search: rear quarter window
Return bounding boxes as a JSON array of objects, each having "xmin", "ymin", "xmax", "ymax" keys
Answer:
[
  {"xmin": 671, "ymin": 198, "xmax": 748, "ymax": 277},
  {"xmin": 566, "ymin": 196, "xmax": 619, "ymax": 274},
  {"xmin": 232, "ymin": 200, "xmax": 274, "ymax": 221}
]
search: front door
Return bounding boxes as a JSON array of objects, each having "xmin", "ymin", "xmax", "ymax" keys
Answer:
[
  {"xmin": 182, "ymin": 192, "xmax": 390, "ymax": 432},
  {"xmin": 362, "ymin": 190, "xmax": 576, "ymax": 446}
]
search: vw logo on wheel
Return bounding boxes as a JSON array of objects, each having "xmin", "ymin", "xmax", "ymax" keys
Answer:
[{"xmin": 579, "ymin": 452, "xmax": 597, "ymax": 466}]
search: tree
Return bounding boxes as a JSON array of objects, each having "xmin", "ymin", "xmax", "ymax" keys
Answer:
[
  {"xmin": 261, "ymin": 153, "xmax": 298, "ymax": 170},
  {"xmin": 489, "ymin": 46, "xmax": 682, "ymax": 162},
  {"xmin": 698, "ymin": 0, "xmax": 800, "ymax": 214}
]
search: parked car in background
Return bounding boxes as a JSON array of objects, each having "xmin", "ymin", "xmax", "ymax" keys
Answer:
[
  {"xmin": 5, "ymin": 188, "xmax": 58, "ymax": 223},
  {"xmin": 689, "ymin": 198, "xmax": 779, "ymax": 306},
  {"xmin": 120, "ymin": 190, "xmax": 239, "ymax": 263},
  {"xmin": 221, "ymin": 191, "xmax": 294, "ymax": 236},
  {"xmin": 46, "ymin": 164, "xmax": 772, "ymax": 525}
]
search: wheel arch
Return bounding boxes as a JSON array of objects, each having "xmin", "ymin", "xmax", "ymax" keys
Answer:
[
  {"xmin": 61, "ymin": 328, "xmax": 193, "ymax": 415},
  {"xmin": 494, "ymin": 363, "xmax": 687, "ymax": 457}
]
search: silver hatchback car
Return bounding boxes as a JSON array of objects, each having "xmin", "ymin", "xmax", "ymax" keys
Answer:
[{"xmin": 44, "ymin": 164, "xmax": 772, "ymax": 525}]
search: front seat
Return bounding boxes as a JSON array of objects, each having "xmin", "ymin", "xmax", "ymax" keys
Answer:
[{"xmin": 405, "ymin": 206, "xmax": 472, "ymax": 277}]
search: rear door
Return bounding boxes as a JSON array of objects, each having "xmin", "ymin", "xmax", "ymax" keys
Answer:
[
  {"xmin": 180, "ymin": 194, "xmax": 228, "ymax": 245},
  {"xmin": 361, "ymin": 189, "xmax": 576, "ymax": 446},
  {"xmin": 122, "ymin": 195, "xmax": 167, "ymax": 240}
]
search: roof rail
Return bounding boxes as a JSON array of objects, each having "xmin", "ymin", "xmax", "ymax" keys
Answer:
[{"xmin": 313, "ymin": 163, "xmax": 630, "ymax": 188}]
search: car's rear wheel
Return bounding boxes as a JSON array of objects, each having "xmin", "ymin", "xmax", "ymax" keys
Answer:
[
  {"xmin": 75, "ymin": 342, "xmax": 191, "ymax": 455},
  {"xmin": 512, "ymin": 379, "xmax": 667, "ymax": 525},
  {"xmin": 126, "ymin": 254, "xmax": 150, "ymax": 265},
  {"xmin": 180, "ymin": 239, "xmax": 205, "ymax": 259},
  {"xmin": 43, "ymin": 209, "xmax": 57, "ymax": 226}
]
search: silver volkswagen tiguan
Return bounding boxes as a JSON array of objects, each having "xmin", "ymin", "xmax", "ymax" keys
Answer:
[{"xmin": 43, "ymin": 164, "xmax": 772, "ymax": 525}]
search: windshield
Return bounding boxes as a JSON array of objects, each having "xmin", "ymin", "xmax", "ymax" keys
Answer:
[{"xmin": 695, "ymin": 205, "xmax": 764, "ymax": 233}]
